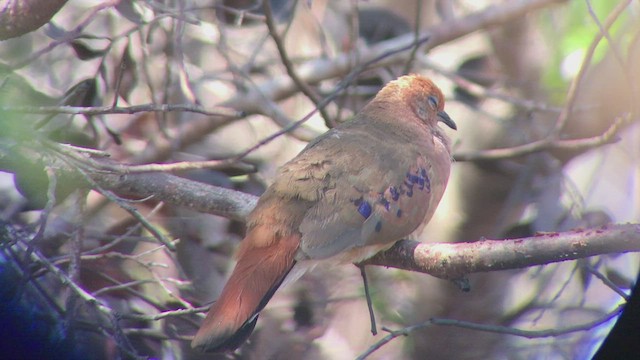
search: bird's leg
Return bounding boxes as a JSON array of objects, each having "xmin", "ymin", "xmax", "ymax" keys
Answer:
[{"xmin": 357, "ymin": 264, "xmax": 378, "ymax": 336}]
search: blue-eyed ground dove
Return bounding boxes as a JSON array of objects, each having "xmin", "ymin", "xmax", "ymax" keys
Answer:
[{"xmin": 192, "ymin": 74, "xmax": 456, "ymax": 352}]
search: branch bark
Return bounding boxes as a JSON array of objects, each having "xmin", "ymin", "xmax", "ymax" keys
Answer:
[{"xmin": 364, "ymin": 224, "xmax": 640, "ymax": 279}]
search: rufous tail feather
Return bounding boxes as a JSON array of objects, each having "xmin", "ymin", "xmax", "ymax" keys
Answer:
[{"xmin": 191, "ymin": 233, "xmax": 299, "ymax": 352}]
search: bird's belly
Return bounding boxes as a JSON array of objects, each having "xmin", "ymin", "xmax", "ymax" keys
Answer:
[{"xmin": 328, "ymin": 242, "xmax": 396, "ymax": 264}]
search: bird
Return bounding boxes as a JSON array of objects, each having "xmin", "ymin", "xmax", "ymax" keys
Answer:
[{"xmin": 191, "ymin": 74, "xmax": 457, "ymax": 352}]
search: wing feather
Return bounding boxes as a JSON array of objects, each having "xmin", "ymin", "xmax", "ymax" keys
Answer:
[{"xmin": 270, "ymin": 127, "xmax": 443, "ymax": 260}]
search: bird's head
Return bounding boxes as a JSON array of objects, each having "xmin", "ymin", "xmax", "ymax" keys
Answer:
[{"xmin": 375, "ymin": 74, "xmax": 457, "ymax": 131}]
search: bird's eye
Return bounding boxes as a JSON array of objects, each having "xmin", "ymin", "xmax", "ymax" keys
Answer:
[{"xmin": 428, "ymin": 95, "xmax": 438, "ymax": 109}]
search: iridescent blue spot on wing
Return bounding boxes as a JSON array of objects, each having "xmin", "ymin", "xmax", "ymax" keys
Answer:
[
  {"xmin": 375, "ymin": 221, "xmax": 382, "ymax": 232},
  {"xmin": 396, "ymin": 209, "xmax": 402, "ymax": 218},
  {"xmin": 402, "ymin": 171, "xmax": 419, "ymax": 197},
  {"xmin": 379, "ymin": 197, "xmax": 390, "ymax": 211},
  {"xmin": 421, "ymin": 168, "xmax": 427, "ymax": 178},
  {"xmin": 357, "ymin": 201, "xmax": 372, "ymax": 219},
  {"xmin": 404, "ymin": 179, "xmax": 414, "ymax": 189},
  {"xmin": 408, "ymin": 174, "xmax": 421, "ymax": 184},
  {"xmin": 389, "ymin": 186, "xmax": 400, "ymax": 201},
  {"xmin": 425, "ymin": 174, "xmax": 431, "ymax": 192}
]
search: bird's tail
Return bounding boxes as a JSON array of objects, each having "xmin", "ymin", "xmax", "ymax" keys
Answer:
[{"xmin": 191, "ymin": 231, "xmax": 299, "ymax": 352}]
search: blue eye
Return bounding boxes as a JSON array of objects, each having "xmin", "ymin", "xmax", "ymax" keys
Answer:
[{"xmin": 428, "ymin": 95, "xmax": 438, "ymax": 109}]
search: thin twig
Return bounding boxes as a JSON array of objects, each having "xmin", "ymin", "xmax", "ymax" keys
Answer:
[
  {"xmin": 111, "ymin": 45, "xmax": 128, "ymax": 108},
  {"xmin": 359, "ymin": 265, "xmax": 378, "ymax": 336},
  {"xmin": 454, "ymin": 114, "xmax": 626, "ymax": 162},
  {"xmin": 586, "ymin": 265, "xmax": 630, "ymax": 300},
  {"xmin": 423, "ymin": 58, "xmax": 564, "ymax": 113},
  {"xmin": 356, "ymin": 303, "xmax": 625, "ymax": 360},
  {"xmin": 3, "ymin": 103, "xmax": 244, "ymax": 118},
  {"xmin": 262, "ymin": 0, "xmax": 335, "ymax": 128},
  {"xmin": 585, "ymin": 0, "xmax": 628, "ymax": 79},
  {"xmin": 54, "ymin": 142, "xmax": 256, "ymax": 174},
  {"xmin": 402, "ymin": 0, "xmax": 424, "ymax": 74},
  {"xmin": 551, "ymin": 0, "xmax": 631, "ymax": 136},
  {"xmin": 24, "ymin": 166, "xmax": 58, "ymax": 260},
  {"xmin": 121, "ymin": 306, "xmax": 211, "ymax": 321}
]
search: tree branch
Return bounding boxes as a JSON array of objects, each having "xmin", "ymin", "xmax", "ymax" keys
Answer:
[
  {"xmin": 363, "ymin": 224, "xmax": 640, "ymax": 279},
  {"xmin": 262, "ymin": 0, "xmax": 334, "ymax": 128},
  {"xmin": 99, "ymin": 170, "xmax": 257, "ymax": 222}
]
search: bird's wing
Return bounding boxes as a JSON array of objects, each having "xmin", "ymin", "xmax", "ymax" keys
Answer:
[{"xmin": 269, "ymin": 126, "xmax": 445, "ymax": 261}]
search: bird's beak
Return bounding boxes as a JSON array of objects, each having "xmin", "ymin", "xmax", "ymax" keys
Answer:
[{"xmin": 438, "ymin": 111, "xmax": 457, "ymax": 130}]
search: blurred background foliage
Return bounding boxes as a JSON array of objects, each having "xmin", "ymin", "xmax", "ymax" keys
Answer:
[{"xmin": 541, "ymin": 0, "xmax": 629, "ymax": 99}]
